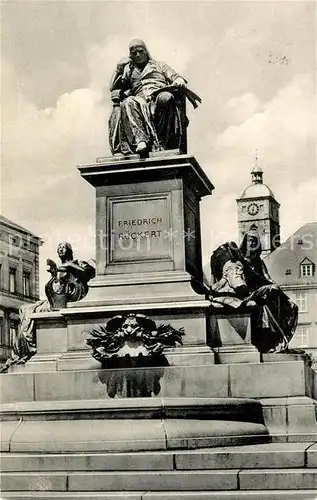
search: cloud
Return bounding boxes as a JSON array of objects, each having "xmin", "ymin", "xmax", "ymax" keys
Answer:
[
  {"xmin": 2, "ymin": 58, "xmax": 109, "ymax": 295},
  {"xmin": 224, "ymin": 93, "xmax": 260, "ymax": 125},
  {"xmin": 1, "ymin": 2, "xmax": 315, "ymax": 297},
  {"xmin": 199, "ymin": 72, "xmax": 315, "ymax": 265},
  {"xmin": 279, "ymin": 179, "xmax": 317, "ymax": 239}
]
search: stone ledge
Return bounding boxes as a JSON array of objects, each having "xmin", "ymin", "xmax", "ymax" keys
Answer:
[
  {"xmin": 30, "ymin": 298, "xmax": 210, "ymax": 318},
  {"xmin": 0, "ymin": 451, "xmax": 174, "ymax": 472},
  {"xmin": 0, "ymin": 493, "xmax": 144, "ymax": 500},
  {"xmin": 86, "ymin": 271, "xmax": 196, "ymax": 286},
  {"xmin": 2, "ymin": 442, "xmax": 314, "ymax": 472},
  {"xmin": 2, "ymin": 491, "xmax": 317, "ymax": 499},
  {"xmin": 0, "ymin": 396, "xmax": 265, "ymax": 423},
  {"xmin": 96, "ymin": 148, "xmax": 181, "ymax": 163},
  {"xmin": 175, "ymin": 442, "xmax": 313, "ymax": 470},
  {"xmin": 5, "ymin": 418, "xmax": 269, "ymax": 453},
  {"xmin": 0, "ymin": 472, "xmax": 67, "ymax": 492},
  {"xmin": 78, "ymin": 153, "xmax": 215, "ymax": 196},
  {"xmin": 1, "ymin": 361, "xmax": 310, "ymax": 404},
  {"xmin": 144, "ymin": 492, "xmax": 317, "ymax": 499},
  {"xmin": 58, "ymin": 299, "xmax": 210, "ymax": 315},
  {"xmin": 239, "ymin": 468, "xmax": 317, "ymax": 490},
  {"xmin": 67, "ymin": 470, "xmax": 239, "ymax": 492}
]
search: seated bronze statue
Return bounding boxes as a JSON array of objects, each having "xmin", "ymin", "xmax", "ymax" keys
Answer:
[
  {"xmin": 209, "ymin": 228, "xmax": 298, "ymax": 353},
  {"xmin": 2, "ymin": 242, "xmax": 95, "ymax": 371},
  {"xmin": 109, "ymin": 39, "xmax": 201, "ymax": 156}
]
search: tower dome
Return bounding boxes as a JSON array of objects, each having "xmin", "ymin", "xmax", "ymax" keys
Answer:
[{"xmin": 240, "ymin": 164, "xmax": 275, "ymax": 199}]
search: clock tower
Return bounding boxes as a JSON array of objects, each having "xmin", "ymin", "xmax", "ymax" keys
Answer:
[{"xmin": 237, "ymin": 161, "xmax": 280, "ymax": 257}]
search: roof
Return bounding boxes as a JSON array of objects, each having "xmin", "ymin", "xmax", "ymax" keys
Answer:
[
  {"xmin": 0, "ymin": 215, "xmax": 42, "ymax": 241},
  {"xmin": 251, "ymin": 164, "xmax": 263, "ymax": 174},
  {"xmin": 265, "ymin": 222, "xmax": 317, "ymax": 286},
  {"xmin": 239, "ymin": 183, "xmax": 276, "ymax": 199}
]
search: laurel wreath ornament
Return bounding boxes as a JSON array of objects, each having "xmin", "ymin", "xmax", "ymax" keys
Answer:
[{"xmin": 86, "ymin": 313, "xmax": 184, "ymax": 363}]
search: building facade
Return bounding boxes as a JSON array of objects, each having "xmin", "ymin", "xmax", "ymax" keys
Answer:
[
  {"xmin": 0, "ymin": 216, "xmax": 42, "ymax": 363},
  {"xmin": 265, "ymin": 222, "xmax": 317, "ymax": 357},
  {"xmin": 237, "ymin": 163, "xmax": 280, "ymax": 257}
]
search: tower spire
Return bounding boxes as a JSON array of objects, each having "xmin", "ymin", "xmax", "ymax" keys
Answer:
[{"xmin": 251, "ymin": 150, "xmax": 263, "ymax": 184}]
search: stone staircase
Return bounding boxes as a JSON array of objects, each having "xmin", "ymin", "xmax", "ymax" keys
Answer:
[
  {"xmin": 1, "ymin": 359, "xmax": 316, "ymax": 498},
  {"xmin": 1, "ymin": 442, "xmax": 317, "ymax": 499}
]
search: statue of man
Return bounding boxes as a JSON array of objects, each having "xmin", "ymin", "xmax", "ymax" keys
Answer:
[
  {"xmin": 109, "ymin": 39, "xmax": 188, "ymax": 155},
  {"xmin": 209, "ymin": 229, "xmax": 298, "ymax": 353}
]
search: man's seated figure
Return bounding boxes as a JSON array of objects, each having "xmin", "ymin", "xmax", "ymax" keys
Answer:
[
  {"xmin": 209, "ymin": 228, "xmax": 298, "ymax": 353},
  {"xmin": 109, "ymin": 39, "xmax": 200, "ymax": 156}
]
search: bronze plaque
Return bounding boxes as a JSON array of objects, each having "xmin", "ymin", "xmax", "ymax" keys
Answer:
[{"xmin": 109, "ymin": 194, "xmax": 172, "ymax": 262}]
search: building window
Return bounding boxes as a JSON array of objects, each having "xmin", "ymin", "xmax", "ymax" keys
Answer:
[
  {"xmin": 295, "ymin": 326, "xmax": 310, "ymax": 348},
  {"xmin": 9, "ymin": 235, "xmax": 17, "ymax": 246},
  {"xmin": 23, "ymin": 271, "xmax": 31, "ymax": 296},
  {"xmin": 9, "ymin": 268, "xmax": 17, "ymax": 293},
  {"xmin": 300, "ymin": 263, "xmax": 314, "ymax": 277},
  {"xmin": 8, "ymin": 234, "xmax": 22, "ymax": 248},
  {"xmin": 293, "ymin": 292, "xmax": 307, "ymax": 313}
]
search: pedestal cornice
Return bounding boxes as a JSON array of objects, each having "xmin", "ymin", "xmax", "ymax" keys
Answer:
[{"xmin": 78, "ymin": 153, "xmax": 214, "ymax": 198}]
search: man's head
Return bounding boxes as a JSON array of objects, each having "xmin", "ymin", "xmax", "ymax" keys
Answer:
[
  {"xmin": 129, "ymin": 39, "xmax": 150, "ymax": 67},
  {"xmin": 222, "ymin": 260, "xmax": 249, "ymax": 297}
]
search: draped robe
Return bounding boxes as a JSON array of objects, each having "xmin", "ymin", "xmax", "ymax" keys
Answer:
[{"xmin": 109, "ymin": 60, "xmax": 185, "ymax": 154}]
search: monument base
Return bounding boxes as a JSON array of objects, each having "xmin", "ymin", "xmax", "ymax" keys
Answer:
[
  {"xmin": 70, "ymin": 271, "xmax": 206, "ymax": 308},
  {"xmin": 16, "ymin": 345, "xmax": 215, "ymax": 373},
  {"xmin": 214, "ymin": 344, "xmax": 260, "ymax": 364},
  {"xmin": 209, "ymin": 311, "xmax": 260, "ymax": 363}
]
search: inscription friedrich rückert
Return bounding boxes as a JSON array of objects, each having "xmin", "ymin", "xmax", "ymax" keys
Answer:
[{"xmin": 118, "ymin": 216, "xmax": 163, "ymax": 240}]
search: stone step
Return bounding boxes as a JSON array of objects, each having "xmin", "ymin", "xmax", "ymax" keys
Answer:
[
  {"xmin": 0, "ymin": 397, "xmax": 265, "ymax": 423},
  {"xmin": 1, "ymin": 418, "xmax": 269, "ymax": 453},
  {"xmin": 1, "ymin": 396, "xmax": 316, "ymax": 446},
  {"xmin": 2, "ymin": 492, "xmax": 317, "ymax": 500},
  {"xmin": 1, "ymin": 443, "xmax": 316, "ymax": 472},
  {"xmin": 1, "ymin": 469, "xmax": 317, "ymax": 492}
]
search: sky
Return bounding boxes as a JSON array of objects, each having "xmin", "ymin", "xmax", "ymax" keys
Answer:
[{"xmin": 1, "ymin": 0, "xmax": 316, "ymax": 295}]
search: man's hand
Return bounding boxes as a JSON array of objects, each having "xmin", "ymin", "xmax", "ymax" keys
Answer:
[
  {"xmin": 173, "ymin": 77, "xmax": 186, "ymax": 88},
  {"xmin": 116, "ymin": 58, "xmax": 130, "ymax": 73}
]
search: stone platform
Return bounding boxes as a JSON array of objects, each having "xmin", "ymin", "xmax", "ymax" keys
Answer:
[
  {"xmin": 1, "ymin": 360, "xmax": 316, "ymax": 444},
  {"xmin": 1, "ymin": 397, "xmax": 269, "ymax": 454},
  {"xmin": 1, "ymin": 442, "xmax": 317, "ymax": 498},
  {"xmin": 1, "ymin": 152, "xmax": 316, "ymax": 498}
]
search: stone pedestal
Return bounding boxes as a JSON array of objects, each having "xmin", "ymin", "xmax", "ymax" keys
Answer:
[
  {"xmin": 27, "ymin": 153, "xmax": 215, "ymax": 370},
  {"xmin": 76, "ymin": 152, "xmax": 214, "ymax": 305},
  {"xmin": 209, "ymin": 311, "xmax": 260, "ymax": 364}
]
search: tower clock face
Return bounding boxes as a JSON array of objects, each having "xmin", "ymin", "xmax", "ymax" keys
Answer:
[{"xmin": 247, "ymin": 203, "xmax": 259, "ymax": 216}]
